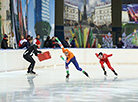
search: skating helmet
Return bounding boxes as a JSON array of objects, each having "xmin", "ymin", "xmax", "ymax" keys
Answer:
[{"xmin": 98, "ymin": 52, "xmax": 103, "ymax": 59}]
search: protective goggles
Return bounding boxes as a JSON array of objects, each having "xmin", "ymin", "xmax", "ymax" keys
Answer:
[{"xmin": 64, "ymin": 52, "xmax": 68, "ymax": 55}]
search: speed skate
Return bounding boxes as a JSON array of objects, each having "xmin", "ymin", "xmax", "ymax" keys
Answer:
[{"xmin": 26, "ymin": 73, "xmax": 38, "ymax": 76}]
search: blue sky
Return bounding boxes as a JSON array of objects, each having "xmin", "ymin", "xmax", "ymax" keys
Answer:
[{"xmin": 21, "ymin": 0, "xmax": 55, "ymax": 38}]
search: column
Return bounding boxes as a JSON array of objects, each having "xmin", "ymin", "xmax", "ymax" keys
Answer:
[{"xmin": 55, "ymin": 0, "xmax": 64, "ymax": 41}]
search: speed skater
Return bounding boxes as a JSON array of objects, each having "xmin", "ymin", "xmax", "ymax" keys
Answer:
[
  {"xmin": 95, "ymin": 52, "xmax": 118, "ymax": 76},
  {"xmin": 56, "ymin": 38, "xmax": 89, "ymax": 79}
]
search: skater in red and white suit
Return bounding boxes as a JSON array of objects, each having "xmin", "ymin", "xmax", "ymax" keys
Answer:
[{"xmin": 95, "ymin": 52, "xmax": 118, "ymax": 76}]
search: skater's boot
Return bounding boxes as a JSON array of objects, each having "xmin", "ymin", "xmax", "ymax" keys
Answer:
[
  {"xmin": 113, "ymin": 70, "xmax": 118, "ymax": 76},
  {"xmin": 82, "ymin": 71, "xmax": 90, "ymax": 78},
  {"xmin": 27, "ymin": 70, "xmax": 31, "ymax": 74},
  {"xmin": 104, "ymin": 71, "xmax": 107, "ymax": 76},
  {"xmin": 66, "ymin": 73, "xmax": 70, "ymax": 79},
  {"xmin": 102, "ymin": 67, "xmax": 107, "ymax": 76},
  {"xmin": 30, "ymin": 71, "xmax": 36, "ymax": 74},
  {"xmin": 114, "ymin": 72, "xmax": 118, "ymax": 76}
]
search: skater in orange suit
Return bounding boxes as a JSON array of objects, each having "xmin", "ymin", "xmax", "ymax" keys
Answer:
[
  {"xmin": 56, "ymin": 38, "xmax": 89, "ymax": 79},
  {"xmin": 95, "ymin": 52, "xmax": 118, "ymax": 76}
]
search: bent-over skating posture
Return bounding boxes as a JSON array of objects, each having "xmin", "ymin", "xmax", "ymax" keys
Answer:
[
  {"xmin": 23, "ymin": 44, "xmax": 42, "ymax": 74},
  {"xmin": 95, "ymin": 52, "xmax": 118, "ymax": 76},
  {"xmin": 56, "ymin": 38, "xmax": 89, "ymax": 79}
]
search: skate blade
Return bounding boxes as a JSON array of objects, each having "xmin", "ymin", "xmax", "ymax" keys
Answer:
[
  {"xmin": 26, "ymin": 73, "xmax": 38, "ymax": 76},
  {"xmin": 113, "ymin": 76, "xmax": 118, "ymax": 81},
  {"xmin": 66, "ymin": 78, "xmax": 69, "ymax": 82}
]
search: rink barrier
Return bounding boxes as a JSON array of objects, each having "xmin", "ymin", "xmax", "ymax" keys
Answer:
[{"xmin": 0, "ymin": 48, "xmax": 138, "ymax": 72}]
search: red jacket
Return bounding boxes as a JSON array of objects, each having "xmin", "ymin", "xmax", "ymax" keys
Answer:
[
  {"xmin": 18, "ymin": 39, "xmax": 27, "ymax": 47},
  {"xmin": 95, "ymin": 53, "xmax": 112, "ymax": 62},
  {"xmin": 33, "ymin": 38, "xmax": 41, "ymax": 48}
]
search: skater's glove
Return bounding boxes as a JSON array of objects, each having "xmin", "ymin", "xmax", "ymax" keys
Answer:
[
  {"xmin": 95, "ymin": 53, "xmax": 98, "ymax": 57},
  {"xmin": 66, "ymin": 59, "xmax": 69, "ymax": 63},
  {"xmin": 38, "ymin": 51, "xmax": 42, "ymax": 54}
]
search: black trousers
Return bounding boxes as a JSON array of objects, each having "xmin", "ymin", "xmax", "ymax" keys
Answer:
[{"xmin": 23, "ymin": 54, "xmax": 35, "ymax": 72}]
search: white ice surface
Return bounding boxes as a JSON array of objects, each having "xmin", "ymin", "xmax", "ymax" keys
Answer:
[{"xmin": 0, "ymin": 64, "xmax": 138, "ymax": 102}]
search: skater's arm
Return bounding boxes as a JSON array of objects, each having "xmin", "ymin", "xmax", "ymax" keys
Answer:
[
  {"xmin": 55, "ymin": 38, "xmax": 66, "ymax": 53},
  {"xmin": 56, "ymin": 37, "xmax": 64, "ymax": 48},
  {"xmin": 37, "ymin": 50, "xmax": 42, "ymax": 54},
  {"xmin": 95, "ymin": 53, "xmax": 99, "ymax": 57},
  {"xmin": 107, "ymin": 54, "xmax": 112, "ymax": 57},
  {"xmin": 66, "ymin": 58, "xmax": 70, "ymax": 63},
  {"xmin": 33, "ymin": 45, "xmax": 42, "ymax": 56}
]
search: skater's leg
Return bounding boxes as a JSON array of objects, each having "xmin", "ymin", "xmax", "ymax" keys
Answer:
[
  {"xmin": 65, "ymin": 58, "xmax": 71, "ymax": 78},
  {"xmin": 23, "ymin": 55, "xmax": 36, "ymax": 73},
  {"xmin": 71, "ymin": 57, "xmax": 82, "ymax": 71},
  {"xmin": 72, "ymin": 57, "xmax": 89, "ymax": 77},
  {"xmin": 106, "ymin": 60, "xmax": 114, "ymax": 71},
  {"xmin": 100, "ymin": 60, "xmax": 107, "ymax": 76},
  {"xmin": 106, "ymin": 60, "xmax": 118, "ymax": 76}
]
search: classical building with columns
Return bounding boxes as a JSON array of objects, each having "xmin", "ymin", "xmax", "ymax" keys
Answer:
[
  {"xmin": 64, "ymin": 1, "xmax": 79, "ymax": 26},
  {"xmin": 94, "ymin": 3, "xmax": 111, "ymax": 26},
  {"xmin": 1, "ymin": 0, "xmax": 11, "ymax": 35}
]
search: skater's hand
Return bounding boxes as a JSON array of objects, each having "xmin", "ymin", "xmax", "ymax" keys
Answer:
[
  {"xmin": 66, "ymin": 59, "xmax": 69, "ymax": 63},
  {"xmin": 95, "ymin": 53, "xmax": 98, "ymax": 57}
]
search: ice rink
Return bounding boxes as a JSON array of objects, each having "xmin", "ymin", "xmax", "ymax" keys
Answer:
[{"xmin": 0, "ymin": 64, "xmax": 138, "ymax": 102}]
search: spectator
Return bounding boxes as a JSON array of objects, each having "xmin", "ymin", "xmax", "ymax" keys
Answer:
[
  {"xmin": 70, "ymin": 36, "xmax": 76, "ymax": 48},
  {"xmin": 51, "ymin": 37, "xmax": 60, "ymax": 48},
  {"xmin": 116, "ymin": 37, "xmax": 124, "ymax": 48},
  {"xmin": 26, "ymin": 35, "xmax": 31, "ymax": 41},
  {"xmin": 18, "ymin": 35, "xmax": 27, "ymax": 49},
  {"xmin": 64, "ymin": 37, "xmax": 71, "ymax": 48},
  {"xmin": 43, "ymin": 36, "xmax": 51, "ymax": 48},
  {"xmin": 25, "ymin": 36, "xmax": 33, "ymax": 48},
  {"xmin": 33, "ymin": 34, "xmax": 41, "ymax": 48},
  {"xmin": 1, "ymin": 34, "xmax": 13, "ymax": 49}
]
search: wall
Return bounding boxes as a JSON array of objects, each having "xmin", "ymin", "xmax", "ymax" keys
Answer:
[{"xmin": 0, "ymin": 48, "xmax": 138, "ymax": 72}]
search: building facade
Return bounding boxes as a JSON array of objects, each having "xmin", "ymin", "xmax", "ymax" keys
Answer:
[
  {"xmin": 94, "ymin": 3, "xmax": 111, "ymax": 26},
  {"xmin": 122, "ymin": 11, "xmax": 129, "ymax": 22},
  {"xmin": 1, "ymin": 0, "xmax": 11, "ymax": 34},
  {"xmin": 64, "ymin": 2, "xmax": 78, "ymax": 26},
  {"xmin": 0, "ymin": 0, "xmax": 11, "ymax": 46},
  {"xmin": 35, "ymin": 0, "xmax": 50, "ymax": 24}
]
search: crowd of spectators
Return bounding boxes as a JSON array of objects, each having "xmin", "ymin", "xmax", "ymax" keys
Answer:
[
  {"xmin": 0, "ymin": 34, "xmax": 126, "ymax": 49},
  {"xmin": 0, "ymin": 34, "xmax": 77, "ymax": 49}
]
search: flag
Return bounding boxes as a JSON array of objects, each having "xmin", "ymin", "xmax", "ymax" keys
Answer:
[
  {"xmin": 37, "ymin": 51, "xmax": 51, "ymax": 62},
  {"xmin": 74, "ymin": 26, "xmax": 81, "ymax": 47},
  {"xmin": 89, "ymin": 28, "xmax": 93, "ymax": 47},
  {"xmin": 79, "ymin": 24, "xmax": 83, "ymax": 47},
  {"xmin": 83, "ymin": 27, "xmax": 87, "ymax": 48}
]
